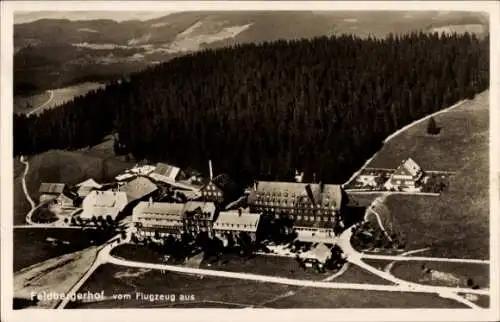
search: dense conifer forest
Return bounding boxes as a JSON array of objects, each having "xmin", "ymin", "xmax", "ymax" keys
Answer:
[{"xmin": 14, "ymin": 32, "xmax": 489, "ymax": 185}]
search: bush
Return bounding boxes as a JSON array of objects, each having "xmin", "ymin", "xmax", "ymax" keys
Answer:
[
  {"xmin": 426, "ymin": 117, "xmax": 441, "ymax": 135},
  {"xmin": 33, "ymin": 207, "xmax": 57, "ymax": 223}
]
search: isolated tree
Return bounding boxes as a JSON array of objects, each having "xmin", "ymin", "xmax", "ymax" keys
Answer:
[{"xmin": 426, "ymin": 117, "xmax": 440, "ymax": 135}]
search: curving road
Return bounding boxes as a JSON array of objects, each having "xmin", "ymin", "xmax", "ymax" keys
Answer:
[
  {"xmin": 26, "ymin": 90, "xmax": 54, "ymax": 117},
  {"xmin": 384, "ymin": 248, "xmax": 431, "ymax": 273},
  {"xmin": 337, "ymin": 227, "xmax": 486, "ymax": 308},
  {"xmin": 19, "ymin": 156, "xmax": 36, "ymax": 211},
  {"xmin": 56, "ymin": 225, "xmax": 489, "ymax": 309},
  {"xmin": 56, "ymin": 232, "xmax": 131, "ymax": 309}
]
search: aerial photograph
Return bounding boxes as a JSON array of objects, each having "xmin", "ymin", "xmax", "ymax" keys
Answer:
[{"xmin": 6, "ymin": 4, "xmax": 493, "ymax": 313}]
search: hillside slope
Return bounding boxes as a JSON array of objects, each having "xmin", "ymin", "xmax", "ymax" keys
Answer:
[
  {"xmin": 14, "ymin": 11, "xmax": 488, "ymax": 93},
  {"xmin": 14, "ymin": 246, "xmax": 99, "ymax": 308},
  {"xmin": 13, "ymin": 149, "xmax": 133, "ymax": 224},
  {"xmin": 371, "ymin": 91, "xmax": 489, "ymax": 259}
]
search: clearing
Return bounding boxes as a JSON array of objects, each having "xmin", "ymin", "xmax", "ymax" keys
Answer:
[
  {"xmin": 67, "ymin": 263, "xmax": 466, "ymax": 309},
  {"xmin": 13, "ymin": 149, "xmax": 133, "ymax": 225},
  {"xmin": 14, "ymin": 91, "xmax": 51, "ymax": 114},
  {"xmin": 360, "ymin": 91, "xmax": 489, "ymax": 259},
  {"xmin": 16, "ymin": 82, "xmax": 105, "ymax": 116},
  {"xmin": 14, "ymin": 246, "xmax": 100, "ymax": 309}
]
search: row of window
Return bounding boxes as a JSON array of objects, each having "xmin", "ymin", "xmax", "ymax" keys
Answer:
[
  {"xmin": 214, "ymin": 222, "xmax": 256, "ymax": 229},
  {"xmin": 272, "ymin": 214, "xmax": 335, "ymax": 222},
  {"xmin": 204, "ymin": 184, "xmax": 219, "ymax": 191},
  {"xmin": 296, "ymin": 227, "xmax": 333, "ymax": 233},
  {"xmin": 138, "ymin": 218, "xmax": 182, "ymax": 224},
  {"xmin": 215, "ymin": 230, "xmax": 255, "ymax": 236},
  {"xmin": 252, "ymin": 201, "xmax": 337, "ymax": 209},
  {"xmin": 186, "ymin": 221, "xmax": 209, "ymax": 226},
  {"xmin": 139, "ymin": 230, "xmax": 177, "ymax": 237},
  {"xmin": 252, "ymin": 207, "xmax": 336, "ymax": 215},
  {"xmin": 202, "ymin": 191, "xmax": 222, "ymax": 197},
  {"xmin": 392, "ymin": 180, "xmax": 416, "ymax": 185}
]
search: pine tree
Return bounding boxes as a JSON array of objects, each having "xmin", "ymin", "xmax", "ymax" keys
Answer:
[{"xmin": 426, "ymin": 117, "xmax": 440, "ymax": 135}]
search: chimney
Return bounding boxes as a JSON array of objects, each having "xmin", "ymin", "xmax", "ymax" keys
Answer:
[
  {"xmin": 149, "ymin": 197, "xmax": 153, "ymax": 206},
  {"xmin": 209, "ymin": 160, "xmax": 213, "ymax": 181},
  {"xmin": 295, "ymin": 170, "xmax": 304, "ymax": 183}
]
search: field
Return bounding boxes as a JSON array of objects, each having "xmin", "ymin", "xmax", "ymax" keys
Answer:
[
  {"xmin": 13, "ymin": 91, "xmax": 51, "ymax": 114},
  {"xmin": 391, "ymin": 261, "xmax": 489, "ymax": 289},
  {"xmin": 362, "ymin": 91, "xmax": 489, "ymax": 259},
  {"xmin": 367, "ymin": 91, "xmax": 489, "ymax": 171},
  {"xmin": 331, "ymin": 263, "xmax": 393, "ymax": 285},
  {"xmin": 112, "ymin": 243, "xmax": 341, "ymax": 281},
  {"xmin": 13, "ymin": 149, "xmax": 133, "ymax": 225},
  {"xmin": 14, "ymin": 82, "xmax": 106, "ymax": 116},
  {"xmin": 68, "ymin": 263, "xmax": 467, "ymax": 309},
  {"xmin": 13, "ymin": 228, "xmax": 98, "ymax": 271},
  {"xmin": 14, "ymin": 246, "xmax": 99, "ymax": 308}
]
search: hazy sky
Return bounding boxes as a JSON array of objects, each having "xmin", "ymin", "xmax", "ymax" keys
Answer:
[{"xmin": 14, "ymin": 11, "xmax": 174, "ymax": 24}]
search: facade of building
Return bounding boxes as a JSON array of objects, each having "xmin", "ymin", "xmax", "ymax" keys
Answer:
[
  {"xmin": 79, "ymin": 190, "xmax": 128, "ymax": 223},
  {"xmin": 182, "ymin": 201, "xmax": 217, "ymax": 235},
  {"xmin": 247, "ymin": 181, "xmax": 344, "ymax": 241},
  {"xmin": 213, "ymin": 210, "xmax": 262, "ymax": 243},
  {"xmin": 384, "ymin": 158, "xmax": 425, "ymax": 191},
  {"xmin": 201, "ymin": 180, "xmax": 225, "ymax": 203},
  {"xmin": 132, "ymin": 201, "xmax": 184, "ymax": 238},
  {"xmin": 248, "ymin": 182, "xmax": 343, "ymax": 218},
  {"xmin": 201, "ymin": 173, "xmax": 239, "ymax": 204}
]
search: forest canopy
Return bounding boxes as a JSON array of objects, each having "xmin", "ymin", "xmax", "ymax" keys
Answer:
[{"xmin": 14, "ymin": 32, "xmax": 489, "ymax": 185}]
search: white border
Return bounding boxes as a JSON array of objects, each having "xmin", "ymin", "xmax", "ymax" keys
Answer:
[{"xmin": 1, "ymin": 1, "xmax": 499, "ymax": 322}]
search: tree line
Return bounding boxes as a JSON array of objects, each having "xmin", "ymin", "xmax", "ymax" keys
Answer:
[{"xmin": 14, "ymin": 31, "xmax": 489, "ymax": 186}]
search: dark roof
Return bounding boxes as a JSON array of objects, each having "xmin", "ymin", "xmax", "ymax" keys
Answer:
[
  {"xmin": 206, "ymin": 173, "xmax": 239, "ymax": 195},
  {"xmin": 39, "ymin": 183, "xmax": 66, "ymax": 194}
]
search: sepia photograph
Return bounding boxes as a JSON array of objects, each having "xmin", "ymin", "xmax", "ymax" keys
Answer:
[{"xmin": 1, "ymin": 1, "xmax": 499, "ymax": 321}]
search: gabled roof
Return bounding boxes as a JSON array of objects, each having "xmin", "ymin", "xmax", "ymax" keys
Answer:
[
  {"xmin": 76, "ymin": 178, "xmax": 102, "ymax": 189},
  {"xmin": 393, "ymin": 158, "xmax": 423, "ymax": 178},
  {"xmin": 252, "ymin": 181, "xmax": 310, "ymax": 196},
  {"xmin": 76, "ymin": 185, "xmax": 97, "ymax": 197},
  {"xmin": 119, "ymin": 177, "xmax": 158, "ymax": 202},
  {"xmin": 183, "ymin": 201, "xmax": 216, "ymax": 220},
  {"xmin": 213, "ymin": 210, "xmax": 261, "ymax": 232},
  {"xmin": 86, "ymin": 190, "xmax": 127, "ymax": 208},
  {"xmin": 132, "ymin": 202, "xmax": 184, "ymax": 227},
  {"xmin": 248, "ymin": 181, "xmax": 343, "ymax": 210},
  {"xmin": 133, "ymin": 201, "xmax": 184, "ymax": 217},
  {"xmin": 152, "ymin": 163, "xmax": 181, "ymax": 181},
  {"xmin": 80, "ymin": 190, "xmax": 128, "ymax": 220},
  {"xmin": 39, "ymin": 183, "xmax": 66, "ymax": 194},
  {"xmin": 210, "ymin": 173, "xmax": 238, "ymax": 193}
]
